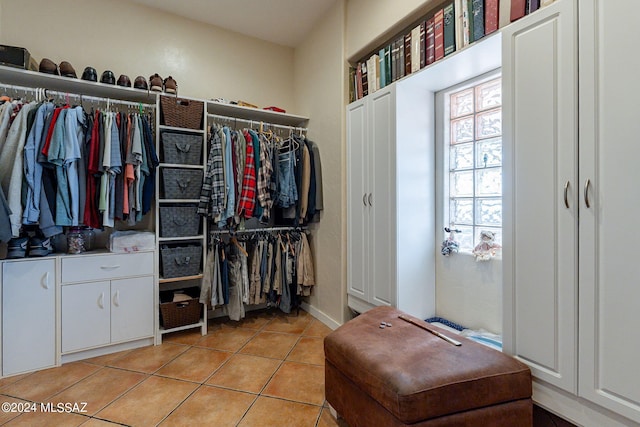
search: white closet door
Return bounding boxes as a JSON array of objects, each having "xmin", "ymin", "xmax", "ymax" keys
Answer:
[
  {"xmin": 111, "ymin": 276, "xmax": 154, "ymax": 343},
  {"xmin": 347, "ymin": 99, "xmax": 370, "ymax": 302},
  {"xmin": 370, "ymin": 87, "xmax": 397, "ymax": 307},
  {"xmin": 502, "ymin": 0, "xmax": 578, "ymax": 393},
  {"xmin": 2, "ymin": 259, "xmax": 56, "ymax": 375},
  {"xmin": 579, "ymin": 0, "xmax": 640, "ymax": 422},
  {"xmin": 62, "ymin": 281, "xmax": 111, "ymax": 353}
]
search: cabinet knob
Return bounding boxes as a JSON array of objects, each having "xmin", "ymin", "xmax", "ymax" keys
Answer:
[
  {"xmin": 584, "ymin": 179, "xmax": 592, "ymax": 208},
  {"xmin": 41, "ymin": 272, "xmax": 50, "ymax": 290},
  {"xmin": 98, "ymin": 292, "xmax": 105, "ymax": 309},
  {"xmin": 113, "ymin": 290, "xmax": 120, "ymax": 307},
  {"xmin": 564, "ymin": 181, "xmax": 570, "ymax": 209},
  {"xmin": 368, "ymin": 193, "xmax": 372, "ymax": 206},
  {"xmin": 363, "ymin": 194, "xmax": 367, "ymax": 207}
]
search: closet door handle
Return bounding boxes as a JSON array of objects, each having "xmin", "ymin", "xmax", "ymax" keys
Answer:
[
  {"xmin": 363, "ymin": 193, "xmax": 367, "ymax": 207},
  {"xmin": 563, "ymin": 181, "xmax": 570, "ymax": 209},
  {"xmin": 41, "ymin": 272, "xmax": 50, "ymax": 290},
  {"xmin": 113, "ymin": 290, "xmax": 120, "ymax": 307},
  {"xmin": 584, "ymin": 179, "xmax": 592, "ymax": 208},
  {"xmin": 100, "ymin": 265, "xmax": 120, "ymax": 271},
  {"xmin": 98, "ymin": 292, "xmax": 105, "ymax": 309},
  {"xmin": 368, "ymin": 193, "xmax": 372, "ymax": 206}
]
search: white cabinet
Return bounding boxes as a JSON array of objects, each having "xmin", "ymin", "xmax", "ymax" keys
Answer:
[
  {"xmin": 61, "ymin": 252, "xmax": 154, "ymax": 354},
  {"xmin": 504, "ymin": 0, "xmax": 640, "ymax": 424},
  {"xmin": 2, "ymin": 259, "xmax": 56, "ymax": 376},
  {"xmin": 347, "ymin": 82, "xmax": 435, "ymax": 319},
  {"xmin": 502, "ymin": 0, "xmax": 578, "ymax": 393}
]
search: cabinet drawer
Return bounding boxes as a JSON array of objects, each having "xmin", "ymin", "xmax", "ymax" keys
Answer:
[{"xmin": 61, "ymin": 252, "xmax": 154, "ymax": 283}]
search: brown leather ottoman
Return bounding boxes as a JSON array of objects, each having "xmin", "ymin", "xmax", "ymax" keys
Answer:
[{"xmin": 324, "ymin": 306, "xmax": 532, "ymax": 427}]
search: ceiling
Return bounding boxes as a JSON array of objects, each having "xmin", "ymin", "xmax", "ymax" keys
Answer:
[{"xmin": 129, "ymin": 0, "xmax": 338, "ymax": 48}]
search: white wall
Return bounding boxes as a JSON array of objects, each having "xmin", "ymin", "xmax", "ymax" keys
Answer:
[
  {"xmin": 346, "ymin": 0, "xmax": 437, "ymax": 61},
  {"xmin": 0, "ymin": 0, "xmax": 296, "ymax": 110},
  {"xmin": 294, "ymin": 0, "xmax": 348, "ymax": 326}
]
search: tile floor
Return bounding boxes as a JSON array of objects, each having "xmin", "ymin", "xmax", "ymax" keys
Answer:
[{"xmin": 0, "ymin": 309, "xmax": 345, "ymax": 427}]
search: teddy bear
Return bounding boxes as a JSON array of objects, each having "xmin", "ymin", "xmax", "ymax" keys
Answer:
[{"xmin": 472, "ymin": 230, "xmax": 501, "ymax": 261}]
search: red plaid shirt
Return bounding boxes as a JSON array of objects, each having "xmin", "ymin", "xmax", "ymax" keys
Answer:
[{"xmin": 237, "ymin": 131, "xmax": 257, "ymax": 218}]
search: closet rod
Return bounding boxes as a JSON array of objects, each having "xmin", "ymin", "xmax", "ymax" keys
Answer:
[
  {"xmin": 207, "ymin": 113, "xmax": 307, "ymax": 132},
  {"xmin": 210, "ymin": 226, "xmax": 306, "ymax": 235},
  {"xmin": 0, "ymin": 83, "xmax": 156, "ymax": 108}
]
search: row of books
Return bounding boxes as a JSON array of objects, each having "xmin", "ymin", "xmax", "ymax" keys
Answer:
[{"xmin": 350, "ymin": 0, "xmax": 555, "ymax": 102}]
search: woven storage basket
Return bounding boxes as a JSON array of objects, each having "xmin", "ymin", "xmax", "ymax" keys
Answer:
[
  {"xmin": 159, "ymin": 287, "xmax": 202, "ymax": 329},
  {"xmin": 161, "ymin": 132, "xmax": 202, "ymax": 165},
  {"xmin": 159, "ymin": 205, "xmax": 200, "ymax": 237},
  {"xmin": 160, "ymin": 96, "xmax": 203, "ymax": 129},
  {"xmin": 162, "ymin": 168, "xmax": 203, "ymax": 200},
  {"xmin": 160, "ymin": 245, "xmax": 202, "ymax": 279}
]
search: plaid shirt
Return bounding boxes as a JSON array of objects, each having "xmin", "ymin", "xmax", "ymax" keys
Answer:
[
  {"xmin": 237, "ymin": 130, "xmax": 257, "ymax": 218},
  {"xmin": 197, "ymin": 127, "xmax": 225, "ymax": 217},
  {"xmin": 257, "ymin": 133, "xmax": 274, "ymax": 221}
]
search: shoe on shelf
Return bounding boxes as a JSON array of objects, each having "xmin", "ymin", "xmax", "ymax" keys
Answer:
[
  {"xmin": 117, "ymin": 74, "xmax": 132, "ymax": 87},
  {"xmin": 149, "ymin": 73, "xmax": 163, "ymax": 92},
  {"xmin": 38, "ymin": 58, "xmax": 59, "ymax": 75},
  {"xmin": 101, "ymin": 70, "xmax": 115, "ymax": 85},
  {"xmin": 7, "ymin": 237, "xmax": 28, "ymax": 259},
  {"xmin": 163, "ymin": 76, "xmax": 177, "ymax": 94},
  {"xmin": 134, "ymin": 76, "xmax": 148, "ymax": 90},
  {"xmin": 59, "ymin": 61, "xmax": 77, "ymax": 78},
  {"xmin": 28, "ymin": 236, "xmax": 53, "ymax": 257},
  {"xmin": 81, "ymin": 66, "xmax": 97, "ymax": 82}
]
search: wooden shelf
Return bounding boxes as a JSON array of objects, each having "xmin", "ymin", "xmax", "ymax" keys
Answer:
[
  {"xmin": 159, "ymin": 274, "xmax": 203, "ymax": 284},
  {"xmin": 0, "ymin": 65, "xmax": 157, "ymax": 104},
  {"xmin": 207, "ymin": 102, "xmax": 308, "ymax": 127},
  {"xmin": 159, "ymin": 125, "xmax": 205, "ymax": 134}
]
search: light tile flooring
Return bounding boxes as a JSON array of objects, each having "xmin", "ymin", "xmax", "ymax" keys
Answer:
[{"xmin": 0, "ymin": 309, "xmax": 344, "ymax": 427}]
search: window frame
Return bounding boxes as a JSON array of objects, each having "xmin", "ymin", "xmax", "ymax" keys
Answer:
[{"xmin": 435, "ymin": 70, "xmax": 502, "ymax": 255}]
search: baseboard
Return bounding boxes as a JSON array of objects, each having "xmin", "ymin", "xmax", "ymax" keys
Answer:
[{"xmin": 300, "ymin": 302, "xmax": 341, "ymax": 330}]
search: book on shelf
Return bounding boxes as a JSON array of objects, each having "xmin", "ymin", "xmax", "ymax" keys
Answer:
[
  {"xmin": 467, "ymin": 0, "xmax": 475, "ymax": 43},
  {"xmin": 485, "ymin": 0, "xmax": 499, "ymax": 35},
  {"xmin": 411, "ymin": 24, "xmax": 421, "ymax": 72},
  {"xmin": 349, "ymin": 67, "xmax": 356, "ymax": 102},
  {"xmin": 472, "ymin": 0, "xmax": 485, "ymax": 42},
  {"xmin": 420, "ymin": 20, "xmax": 427, "ymax": 68},
  {"xmin": 375, "ymin": 54, "xmax": 381, "ymax": 90},
  {"xmin": 391, "ymin": 40, "xmax": 398, "ymax": 82},
  {"xmin": 426, "ymin": 17, "xmax": 435, "ymax": 65},
  {"xmin": 528, "ymin": 0, "xmax": 540, "ymax": 13},
  {"xmin": 366, "ymin": 55, "xmax": 378, "ymax": 93},
  {"xmin": 540, "ymin": 0, "xmax": 555, "ymax": 6},
  {"xmin": 362, "ymin": 62, "xmax": 368, "ymax": 96},
  {"xmin": 499, "ymin": 0, "xmax": 512, "ymax": 27},
  {"xmin": 384, "ymin": 46, "xmax": 391, "ymax": 85},
  {"xmin": 355, "ymin": 64, "xmax": 362, "ymax": 100},
  {"xmin": 444, "ymin": 2, "xmax": 456, "ymax": 56},
  {"xmin": 434, "ymin": 8, "xmax": 445, "ymax": 61},
  {"xmin": 379, "ymin": 48, "xmax": 387, "ymax": 88},
  {"xmin": 455, "ymin": 0, "xmax": 465, "ymax": 50},
  {"xmin": 510, "ymin": 0, "xmax": 526, "ymax": 22},
  {"xmin": 404, "ymin": 33, "xmax": 412, "ymax": 76},
  {"xmin": 398, "ymin": 36, "xmax": 406, "ymax": 79}
]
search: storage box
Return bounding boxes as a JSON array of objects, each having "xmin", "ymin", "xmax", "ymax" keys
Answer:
[
  {"xmin": 161, "ymin": 131, "xmax": 202, "ymax": 165},
  {"xmin": 159, "ymin": 287, "xmax": 202, "ymax": 329},
  {"xmin": 108, "ymin": 231, "xmax": 155, "ymax": 253},
  {"xmin": 159, "ymin": 205, "xmax": 200, "ymax": 237},
  {"xmin": 160, "ymin": 244, "xmax": 202, "ymax": 279},
  {"xmin": 160, "ymin": 96, "xmax": 204, "ymax": 129},
  {"xmin": 0, "ymin": 45, "xmax": 38, "ymax": 71},
  {"xmin": 162, "ymin": 168, "xmax": 203, "ymax": 200}
]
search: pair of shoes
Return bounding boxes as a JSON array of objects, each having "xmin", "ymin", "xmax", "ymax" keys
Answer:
[
  {"xmin": 117, "ymin": 75, "xmax": 131, "ymax": 87},
  {"xmin": 7, "ymin": 236, "xmax": 53, "ymax": 258},
  {"xmin": 39, "ymin": 59, "xmax": 77, "ymax": 78},
  {"xmin": 134, "ymin": 76, "xmax": 148, "ymax": 90},
  {"xmin": 149, "ymin": 74, "xmax": 178, "ymax": 94}
]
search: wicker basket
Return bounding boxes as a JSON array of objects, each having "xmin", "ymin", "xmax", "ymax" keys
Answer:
[
  {"xmin": 161, "ymin": 132, "xmax": 202, "ymax": 165},
  {"xmin": 159, "ymin": 205, "xmax": 200, "ymax": 237},
  {"xmin": 160, "ymin": 95, "xmax": 203, "ymax": 129},
  {"xmin": 160, "ymin": 244, "xmax": 202, "ymax": 279},
  {"xmin": 162, "ymin": 169, "xmax": 203, "ymax": 200},
  {"xmin": 159, "ymin": 287, "xmax": 202, "ymax": 329}
]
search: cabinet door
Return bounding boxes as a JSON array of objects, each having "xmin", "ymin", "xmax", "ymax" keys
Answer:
[
  {"xmin": 579, "ymin": 0, "xmax": 640, "ymax": 421},
  {"xmin": 502, "ymin": 0, "xmax": 577, "ymax": 393},
  {"xmin": 2, "ymin": 259, "xmax": 56, "ymax": 375},
  {"xmin": 61, "ymin": 281, "xmax": 111, "ymax": 353},
  {"xmin": 347, "ymin": 98, "xmax": 370, "ymax": 302},
  {"xmin": 111, "ymin": 276, "xmax": 154, "ymax": 343},
  {"xmin": 370, "ymin": 87, "xmax": 396, "ymax": 307}
]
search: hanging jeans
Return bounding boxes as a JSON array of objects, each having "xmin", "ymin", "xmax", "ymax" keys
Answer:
[{"xmin": 275, "ymin": 150, "xmax": 297, "ymax": 208}]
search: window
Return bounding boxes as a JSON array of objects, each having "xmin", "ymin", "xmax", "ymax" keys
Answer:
[{"xmin": 445, "ymin": 77, "xmax": 502, "ymax": 253}]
